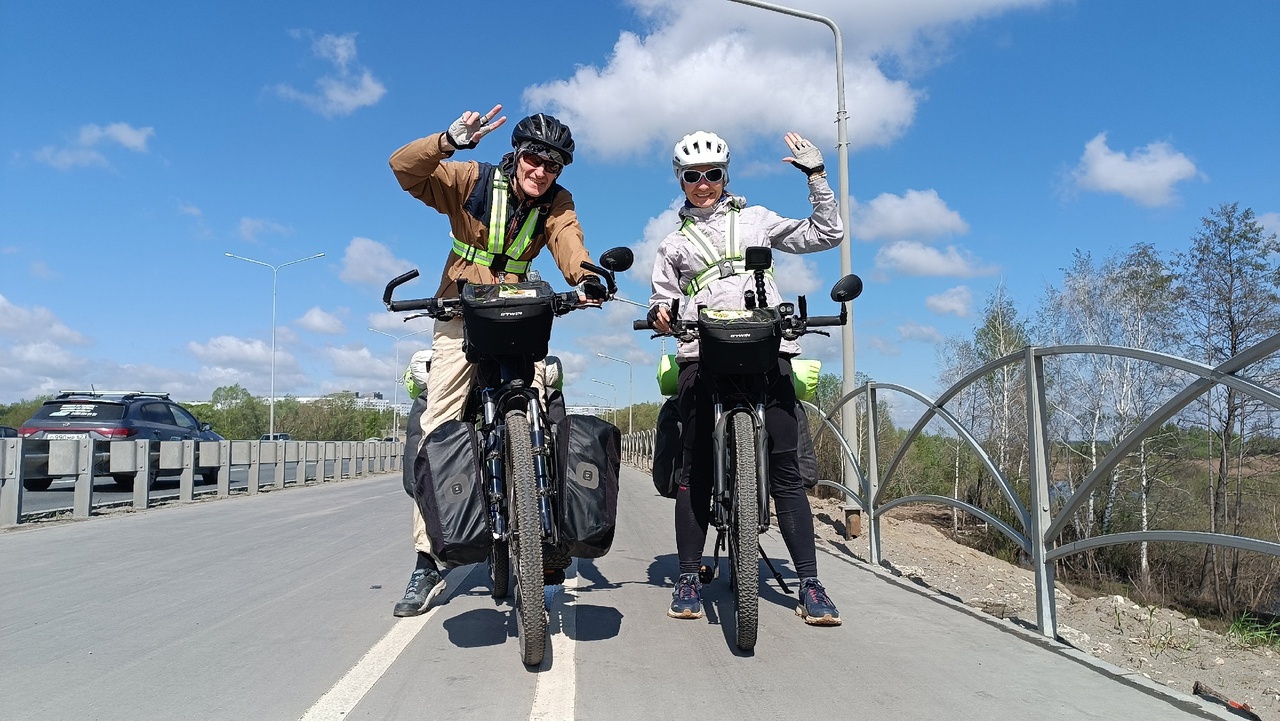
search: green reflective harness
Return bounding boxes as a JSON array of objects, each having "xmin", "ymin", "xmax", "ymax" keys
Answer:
[
  {"xmin": 680, "ymin": 208, "xmax": 772, "ymax": 295},
  {"xmin": 451, "ymin": 174, "xmax": 540, "ymax": 275}
]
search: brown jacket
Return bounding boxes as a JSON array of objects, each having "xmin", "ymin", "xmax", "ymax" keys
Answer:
[{"xmin": 390, "ymin": 132, "xmax": 595, "ymax": 297}]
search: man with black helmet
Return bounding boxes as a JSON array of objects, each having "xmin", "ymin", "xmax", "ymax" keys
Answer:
[{"xmin": 387, "ymin": 103, "xmax": 605, "ymax": 617}]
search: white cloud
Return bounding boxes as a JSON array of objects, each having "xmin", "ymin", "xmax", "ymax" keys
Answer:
[
  {"xmin": 627, "ymin": 201, "xmax": 683, "ymax": 289},
  {"xmin": 0, "ymin": 294, "xmax": 90, "ymax": 345},
  {"xmin": 876, "ymin": 241, "xmax": 997, "ymax": 277},
  {"xmin": 187, "ymin": 335, "xmax": 283, "ymax": 369},
  {"xmin": 926, "ymin": 285, "xmax": 972, "ymax": 317},
  {"xmin": 774, "ymin": 253, "xmax": 822, "ymax": 298},
  {"xmin": 238, "ymin": 217, "xmax": 291, "ymax": 241},
  {"xmin": 898, "ymin": 320, "xmax": 943, "ymax": 344},
  {"xmin": 32, "ymin": 122, "xmax": 154, "ymax": 170},
  {"xmin": 297, "ymin": 307, "xmax": 346, "ymax": 335},
  {"xmin": 1258, "ymin": 212, "xmax": 1280, "ymax": 238},
  {"xmin": 867, "ymin": 335, "xmax": 901, "ymax": 357},
  {"xmin": 853, "ymin": 189, "xmax": 968, "ymax": 241},
  {"xmin": 522, "ymin": 0, "xmax": 1049, "ymax": 163},
  {"xmin": 276, "ymin": 32, "xmax": 386, "ymax": 117},
  {"xmin": 339, "ymin": 237, "xmax": 416, "ymax": 287},
  {"xmin": 1071, "ymin": 132, "xmax": 1199, "ymax": 207}
]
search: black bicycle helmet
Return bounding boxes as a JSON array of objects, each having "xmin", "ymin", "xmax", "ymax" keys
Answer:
[{"xmin": 511, "ymin": 113, "xmax": 575, "ymax": 165}]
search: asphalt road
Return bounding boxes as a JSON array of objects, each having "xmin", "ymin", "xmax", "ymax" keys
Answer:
[{"xmin": 0, "ymin": 467, "xmax": 1237, "ymax": 720}]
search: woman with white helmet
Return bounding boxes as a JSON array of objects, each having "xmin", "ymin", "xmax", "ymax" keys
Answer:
[{"xmin": 647, "ymin": 129, "xmax": 844, "ymax": 625}]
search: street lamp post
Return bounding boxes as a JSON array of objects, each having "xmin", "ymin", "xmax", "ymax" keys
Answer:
[
  {"xmin": 597, "ymin": 354, "xmax": 632, "ymax": 434},
  {"xmin": 224, "ymin": 252, "xmax": 325, "ymax": 438},
  {"xmin": 727, "ymin": 0, "xmax": 859, "ymax": 469},
  {"xmin": 587, "ymin": 393, "xmax": 613, "ymax": 424},
  {"xmin": 368, "ymin": 327, "xmax": 432, "ymax": 438},
  {"xmin": 590, "ymin": 378, "xmax": 617, "ymax": 425}
]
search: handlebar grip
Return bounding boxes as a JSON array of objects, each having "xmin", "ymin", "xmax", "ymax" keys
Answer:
[
  {"xmin": 633, "ymin": 319, "xmax": 652, "ymax": 331},
  {"xmin": 382, "ymin": 268, "xmax": 421, "ymax": 306},
  {"xmin": 806, "ymin": 314, "xmax": 845, "ymax": 327},
  {"xmin": 387, "ymin": 298, "xmax": 439, "ymax": 313}
]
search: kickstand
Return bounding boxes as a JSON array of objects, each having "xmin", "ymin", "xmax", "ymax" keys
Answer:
[{"xmin": 759, "ymin": 547, "xmax": 791, "ymax": 594}]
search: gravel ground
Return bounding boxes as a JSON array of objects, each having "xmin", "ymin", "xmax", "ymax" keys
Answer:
[{"xmin": 808, "ymin": 498, "xmax": 1280, "ymax": 720}]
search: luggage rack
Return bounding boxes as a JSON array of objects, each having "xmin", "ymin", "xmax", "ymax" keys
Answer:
[{"xmin": 55, "ymin": 390, "xmax": 171, "ymax": 400}]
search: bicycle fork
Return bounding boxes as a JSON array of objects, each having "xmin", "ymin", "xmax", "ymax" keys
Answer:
[{"xmin": 481, "ymin": 389, "xmax": 508, "ymax": 541}]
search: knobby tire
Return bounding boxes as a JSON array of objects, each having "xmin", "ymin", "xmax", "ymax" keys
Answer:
[
  {"xmin": 730, "ymin": 412, "xmax": 760, "ymax": 651},
  {"xmin": 489, "ymin": 540, "xmax": 510, "ymax": 599},
  {"xmin": 506, "ymin": 410, "xmax": 547, "ymax": 666}
]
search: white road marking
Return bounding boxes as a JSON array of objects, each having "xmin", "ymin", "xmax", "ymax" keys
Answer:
[
  {"xmin": 529, "ymin": 559, "xmax": 579, "ymax": 721},
  {"xmin": 298, "ymin": 564, "xmax": 480, "ymax": 721}
]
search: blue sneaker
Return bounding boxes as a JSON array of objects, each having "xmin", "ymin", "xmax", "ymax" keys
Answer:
[
  {"xmin": 668, "ymin": 573, "xmax": 704, "ymax": 619},
  {"xmin": 796, "ymin": 577, "xmax": 841, "ymax": 626}
]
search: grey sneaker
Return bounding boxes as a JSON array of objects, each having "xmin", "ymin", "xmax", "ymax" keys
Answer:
[
  {"xmin": 668, "ymin": 573, "xmax": 704, "ymax": 619},
  {"xmin": 393, "ymin": 567, "xmax": 446, "ymax": 617},
  {"xmin": 796, "ymin": 577, "xmax": 841, "ymax": 626}
]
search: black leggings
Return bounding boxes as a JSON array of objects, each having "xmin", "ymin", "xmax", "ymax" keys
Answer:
[{"xmin": 674, "ymin": 357, "xmax": 817, "ymax": 578}]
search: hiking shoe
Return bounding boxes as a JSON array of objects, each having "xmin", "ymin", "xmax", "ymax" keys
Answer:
[
  {"xmin": 393, "ymin": 568, "xmax": 446, "ymax": 617},
  {"xmin": 668, "ymin": 573, "xmax": 704, "ymax": 619},
  {"xmin": 796, "ymin": 577, "xmax": 841, "ymax": 626},
  {"xmin": 543, "ymin": 568, "xmax": 566, "ymax": 586}
]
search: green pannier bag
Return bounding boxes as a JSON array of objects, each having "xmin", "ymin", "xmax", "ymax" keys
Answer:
[
  {"xmin": 657, "ymin": 354, "xmax": 679, "ymax": 397},
  {"xmin": 791, "ymin": 359, "xmax": 821, "ymax": 402}
]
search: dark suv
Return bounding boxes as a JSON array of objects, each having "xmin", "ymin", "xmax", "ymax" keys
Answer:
[{"xmin": 19, "ymin": 391, "xmax": 223, "ymax": 491}]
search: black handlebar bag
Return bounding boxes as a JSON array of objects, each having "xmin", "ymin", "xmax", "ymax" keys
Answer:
[
  {"xmin": 553, "ymin": 414, "xmax": 621, "ymax": 558},
  {"xmin": 697, "ymin": 307, "xmax": 782, "ymax": 375},
  {"xmin": 460, "ymin": 281, "xmax": 556, "ymax": 364},
  {"xmin": 414, "ymin": 419, "xmax": 491, "ymax": 568}
]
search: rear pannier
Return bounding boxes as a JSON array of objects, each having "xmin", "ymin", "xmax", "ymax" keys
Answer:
[
  {"xmin": 554, "ymin": 414, "xmax": 621, "ymax": 558},
  {"xmin": 414, "ymin": 419, "xmax": 491, "ymax": 568},
  {"xmin": 697, "ymin": 307, "xmax": 781, "ymax": 375},
  {"xmin": 460, "ymin": 281, "xmax": 555, "ymax": 361}
]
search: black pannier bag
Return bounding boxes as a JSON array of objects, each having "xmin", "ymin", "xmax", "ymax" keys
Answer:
[
  {"xmin": 652, "ymin": 397, "xmax": 682, "ymax": 498},
  {"xmin": 554, "ymin": 413, "xmax": 621, "ymax": 558},
  {"xmin": 460, "ymin": 281, "xmax": 556, "ymax": 362},
  {"xmin": 402, "ymin": 391, "xmax": 429, "ymax": 497},
  {"xmin": 414, "ymin": 419, "xmax": 491, "ymax": 568},
  {"xmin": 697, "ymin": 307, "xmax": 781, "ymax": 375}
]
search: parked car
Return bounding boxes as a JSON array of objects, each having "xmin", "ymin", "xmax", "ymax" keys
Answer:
[
  {"xmin": 260, "ymin": 433, "xmax": 291, "ymax": 441},
  {"xmin": 18, "ymin": 391, "xmax": 223, "ymax": 491},
  {"xmin": 0, "ymin": 425, "xmax": 17, "ymax": 438}
]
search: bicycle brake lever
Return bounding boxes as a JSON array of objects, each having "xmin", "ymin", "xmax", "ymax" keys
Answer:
[{"xmin": 810, "ymin": 330, "xmax": 830, "ymax": 337}]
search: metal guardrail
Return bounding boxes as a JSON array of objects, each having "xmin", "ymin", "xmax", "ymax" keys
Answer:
[
  {"xmin": 619, "ymin": 332, "xmax": 1280, "ymax": 640},
  {"xmin": 0, "ymin": 438, "xmax": 402, "ymax": 526}
]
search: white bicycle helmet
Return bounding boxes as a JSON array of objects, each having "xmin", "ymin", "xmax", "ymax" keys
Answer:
[{"xmin": 672, "ymin": 131, "xmax": 730, "ymax": 174}]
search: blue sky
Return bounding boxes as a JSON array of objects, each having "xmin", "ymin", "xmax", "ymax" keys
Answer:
[{"xmin": 2, "ymin": 0, "xmax": 1278, "ymax": 416}]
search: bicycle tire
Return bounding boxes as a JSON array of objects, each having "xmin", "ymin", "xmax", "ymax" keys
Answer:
[
  {"xmin": 489, "ymin": 540, "xmax": 510, "ymax": 599},
  {"xmin": 730, "ymin": 412, "xmax": 760, "ymax": 651},
  {"xmin": 506, "ymin": 410, "xmax": 547, "ymax": 666}
]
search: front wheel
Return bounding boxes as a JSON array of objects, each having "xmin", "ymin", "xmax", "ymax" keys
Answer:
[
  {"xmin": 730, "ymin": 412, "xmax": 760, "ymax": 651},
  {"xmin": 506, "ymin": 410, "xmax": 546, "ymax": 666},
  {"xmin": 489, "ymin": 540, "xmax": 510, "ymax": 599}
]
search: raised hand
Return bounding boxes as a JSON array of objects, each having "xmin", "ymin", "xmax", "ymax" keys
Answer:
[
  {"xmin": 782, "ymin": 132, "xmax": 825, "ymax": 177},
  {"xmin": 445, "ymin": 103, "xmax": 508, "ymax": 149}
]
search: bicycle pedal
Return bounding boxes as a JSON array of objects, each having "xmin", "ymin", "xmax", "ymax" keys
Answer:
[{"xmin": 698, "ymin": 564, "xmax": 716, "ymax": 584}]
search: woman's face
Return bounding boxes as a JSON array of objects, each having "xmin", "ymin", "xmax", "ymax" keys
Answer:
[{"xmin": 680, "ymin": 164, "xmax": 726, "ymax": 209}]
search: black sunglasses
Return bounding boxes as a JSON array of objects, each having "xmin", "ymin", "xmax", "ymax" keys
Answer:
[
  {"xmin": 681, "ymin": 168, "xmax": 725, "ymax": 184},
  {"xmin": 521, "ymin": 153, "xmax": 563, "ymax": 176}
]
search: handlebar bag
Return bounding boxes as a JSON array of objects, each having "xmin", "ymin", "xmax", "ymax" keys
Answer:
[
  {"xmin": 460, "ymin": 281, "xmax": 555, "ymax": 361},
  {"xmin": 553, "ymin": 413, "xmax": 621, "ymax": 558},
  {"xmin": 413, "ymin": 419, "xmax": 491, "ymax": 568},
  {"xmin": 697, "ymin": 307, "xmax": 782, "ymax": 375}
]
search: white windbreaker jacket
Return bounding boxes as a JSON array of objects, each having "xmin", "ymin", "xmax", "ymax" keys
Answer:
[{"xmin": 648, "ymin": 175, "xmax": 844, "ymax": 361}]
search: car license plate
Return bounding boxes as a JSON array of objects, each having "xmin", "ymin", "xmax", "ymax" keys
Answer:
[{"xmin": 44, "ymin": 433, "xmax": 86, "ymax": 440}]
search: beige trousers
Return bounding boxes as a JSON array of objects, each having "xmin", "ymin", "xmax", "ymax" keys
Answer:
[{"xmin": 410, "ymin": 316, "xmax": 545, "ymax": 554}]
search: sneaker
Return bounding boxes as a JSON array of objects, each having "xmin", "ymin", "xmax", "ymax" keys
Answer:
[
  {"xmin": 796, "ymin": 577, "xmax": 841, "ymax": 626},
  {"xmin": 543, "ymin": 568, "xmax": 566, "ymax": 586},
  {"xmin": 393, "ymin": 567, "xmax": 446, "ymax": 617},
  {"xmin": 668, "ymin": 573, "xmax": 704, "ymax": 619}
]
